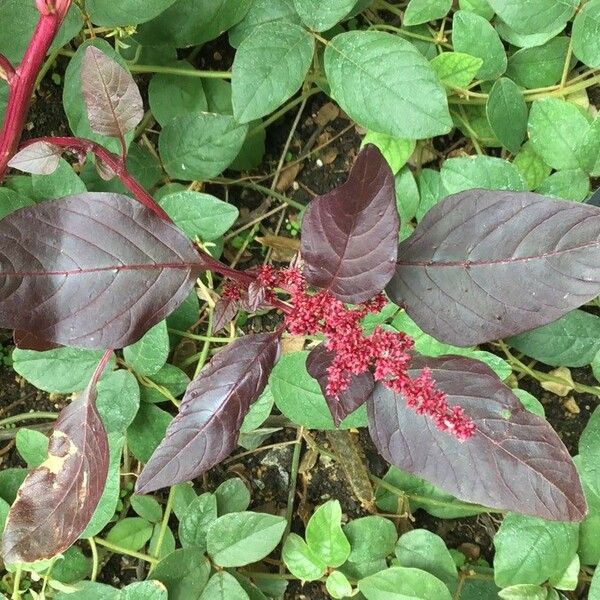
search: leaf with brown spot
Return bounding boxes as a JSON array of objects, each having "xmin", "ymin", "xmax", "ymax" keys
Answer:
[{"xmin": 2, "ymin": 383, "xmax": 109, "ymax": 563}]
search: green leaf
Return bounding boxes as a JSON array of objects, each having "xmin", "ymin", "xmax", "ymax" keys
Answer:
[
  {"xmin": 395, "ymin": 167, "xmax": 420, "ymax": 226},
  {"xmin": 159, "ymin": 113, "xmax": 248, "ymax": 180},
  {"xmin": 137, "ymin": 0, "xmax": 253, "ymax": 47},
  {"xmin": 172, "ymin": 483, "xmax": 197, "ymax": 520},
  {"xmin": 141, "ymin": 364, "xmax": 191, "ymax": 404},
  {"xmin": 122, "ymin": 581, "xmax": 168, "ymax": 600},
  {"xmin": 496, "ymin": 18, "xmax": 565, "ymax": 49},
  {"xmin": 31, "ymin": 158, "xmax": 87, "ymax": 200},
  {"xmin": 506, "ymin": 37, "xmax": 572, "ymax": 89},
  {"xmin": 106, "ymin": 517, "xmax": 153, "ymax": 552},
  {"xmin": 86, "ymin": 0, "xmax": 178, "ymax": 26},
  {"xmin": 572, "ymin": 0, "xmax": 600, "ymax": 68},
  {"xmin": 404, "ymin": 0, "xmax": 451, "ymax": 25},
  {"xmin": 55, "ymin": 582, "xmax": 120, "ymax": 600},
  {"xmin": 0, "ymin": 188, "xmax": 33, "ymax": 220},
  {"xmin": 512, "ymin": 142, "xmax": 552, "ymax": 190},
  {"xmin": 15, "ymin": 429, "xmax": 48, "ymax": 468},
  {"xmin": 486, "ymin": 78, "xmax": 528, "ymax": 153},
  {"xmin": 229, "ymin": 0, "xmax": 301, "ymax": 47},
  {"xmin": 578, "ymin": 115, "xmax": 600, "ymax": 176},
  {"xmin": 270, "ymin": 351, "xmax": 367, "ymax": 429},
  {"xmin": 395, "ymin": 530, "xmax": 457, "ymax": 585},
  {"xmin": 123, "ymin": 321, "xmax": 169, "ymax": 376},
  {"xmin": 179, "ymin": 492, "xmax": 218, "ymax": 551},
  {"xmin": 512, "ymin": 389, "xmax": 545, "ymax": 418},
  {"xmin": 241, "ymin": 387, "xmax": 275, "ymax": 432},
  {"xmin": 324, "ymin": 31, "xmax": 452, "ymax": 138},
  {"xmin": 148, "ymin": 523, "xmax": 176, "ymax": 560},
  {"xmin": 50, "ymin": 546, "xmax": 92, "ymax": 584},
  {"xmin": 215, "ymin": 478, "xmax": 251, "ymax": 515},
  {"xmin": 458, "ymin": 0, "xmax": 494, "ymax": 20},
  {"xmin": 306, "ymin": 500, "xmax": 351, "ymax": 567},
  {"xmin": 326, "ymin": 571, "xmax": 353, "ymax": 599},
  {"xmin": 207, "ymin": 512, "xmax": 287, "ymax": 567},
  {"xmin": 0, "ymin": 469, "xmax": 27, "ymax": 505},
  {"xmin": 232, "ymin": 22, "xmax": 314, "ymax": 123},
  {"xmin": 282, "ymin": 533, "xmax": 328, "ymax": 581},
  {"xmin": 363, "ymin": 132, "xmax": 415, "ymax": 175},
  {"xmin": 128, "ymin": 403, "xmax": 172, "ymax": 464},
  {"xmin": 452, "ymin": 10, "xmax": 506, "ymax": 80},
  {"xmin": 158, "ymin": 191, "xmax": 239, "ymax": 241},
  {"xmin": 200, "ymin": 572, "xmax": 249, "ymax": 600},
  {"xmin": 293, "ymin": 0, "xmax": 357, "ymax": 31},
  {"xmin": 416, "ymin": 168, "xmax": 445, "ymax": 221},
  {"xmin": 151, "ymin": 548, "xmax": 211, "ymax": 600},
  {"xmin": 148, "ymin": 68, "xmax": 207, "ymax": 127},
  {"xmin": 359, "ymin": 566, "xmax": 452, "ymax": 600},
  {"xmin": 486, "ymin": 0, "xmax": 578, "ymax": 35},
  {"xmin": 508, "ymin": 310, "xmax": 600, "ymax": 368},
  {"xmin": 130, "ymin": 495, "xmax": 163, "ymax": 523},
  {"xmin": 536, "ymin": 169, "xmax": 590, "ymax": 201},
  {"xmin": 498, "ymin": 585, "xmax": 548, "ymax": 600},
  {"xmin": 527, "ymin": 98, "xmax": 591, "ymax": 170},
  {"xmin": 230, "ymin": 572, "xmax": 270, "ymax": 600},
  {"xmin": 549, "ymin": 553, "xmax": 580, "ymax": 591},
  {"xmin": 591, "ymin": 566, "xmax": 600, "ymax": 599},
  {"xmin": 493, "ymin": 513, "xmax": 578, "ymax": 587},
  {"xmin": 13, "ymin": 347, "xmax": 115, "ymax": 393},
  {"xmin": 430, "ymin": 51, "xmax": 483, "ymax": 89},
  {"xmin": 440, "ymin": 155, "xmax": 525, "ymax": 194}
]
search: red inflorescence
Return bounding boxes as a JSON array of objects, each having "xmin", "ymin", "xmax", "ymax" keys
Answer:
[{"xmin": 232, "ymin": 266, "xmax": 475, "ymax": 441}]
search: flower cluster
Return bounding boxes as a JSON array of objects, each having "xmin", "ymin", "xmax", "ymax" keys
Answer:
[{"xmin": 228, "ymin": 266, "xmax": 475, "ymax": 441}]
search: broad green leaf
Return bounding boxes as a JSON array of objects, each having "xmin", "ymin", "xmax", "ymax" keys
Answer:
[
  {"xmin": 123, "ymin": 320, "xmax": 169, "ymax": 376},
  {"xmin": 324, "ymin": 31, "xmax": 452, "ymax": 138},
  {"xmin": 137, "ymin": 0, "xmax": 253, "ymax": 48},
  {"xmin": 512, "ymin": 389, "xmax": 545, "ymax": 418},
  {"xmin": 572, "ymin": 0, "xmax": 600, "ymax": 68},
  {"xmin": 430, "ymin": 51, "xmax": 483, "ymax": 89},
  {"xmin": 395, "ymin": 530, "xmax": 457, "ymax": 585},
  {"xmin": 455, "ymin": 103, "xmax": 502, "ymax": 147},
  {"xmin": 359, "ymin": 566, "xmax": 452, "ymax": 600},
  {"xmin": 363, "ymin": 132, "xmax": 415, "ymax": 174},
  {"xmin": 404, "ymin": 0, "xmax": 452, "ymax": 25},
  {"xmin": 159, "ymin": 113, "xmax": 248, "ymax": 180},
  {"xmin": 130, "ymin": 495, "xmax": 163, "ymax": 523},
  {"xmin": 591, "ymin": 564, "xmax": 600, "ymax": 598},
  {"xmin": 326, "ymin": 571, "xmax": 353, "ymax": 599},
  {"xmin": 86, "ymin": 0, "xmax": 178, "ymax": 26},
  {"xmin": 106, "ymin": 518, "xmax": 153, "ymax": 552},
  {"xmin": 416, "ymin": 168, "xmax": 445, "ymax": 221},
  {"xmin": 549, "ymin": 553, "xmax": 580, "ymax": 591},
  {"xmin": 122, "ymin": 581, "xmax": 168, "ymax": 600},
  {"xmin": 214, "ymin": 478, "xmax": 251, "ymax": 515},
  {"xmin": 229, "ymin": 0, "xmax": 301, "ymax": 47},
  {"xmin": 579, "ymin": 407, "xmax": 600, "ymax": 497},
  {"xmin": 496, "ymin": 18, "xmax": 565, "ymax": 49},
  {"xmin": 498, "ymin": 585, "xmax": 548, "ymax": 600},
  {"xmin": 178, "ymin": 492, "xmax": 218, "ymax": 551},
  {"xmin": 528, "ymin": 98, "xmax": 590, "ymax": 170},
  {"xmin": 31, "ymin": 158, "xmax": 87, "ymax": 200},
  {"xmin": 536, "ymin": 169, "xmax": 590, "ymax": 201},
  {"xmin": 13, "ymin": 347, "xmax": 114, "ymax": 393},
  {"xmin": 394, "ymin": 167, "xmax": 420, "ymax": 225},
  {"xmin": 127, "ymin": 403, "xmax": 172, "ymax": 464},
  {"xmin": 452, "ymin": 10, "xmax": 507, "ymax": 80},
  {"xmin": 458, "ymin": 0, "xmax": 494, "ymax": 19},
  {"xmin": 506, "ymin": 37, "xmax": 572, "ymax": 89},
  {"xmin": 0, "ymin": 188, "xmax": 33, "ymax": 220},
  {"xmin": 282, "ymin": 533, "xmax": 327, "ymax": 581},
  {"xmin": 200, "ymin": 572, "xmax": 249, "ymax": 600},
  {"xmin": 229, "ymin": 572, "xmax": 270, "ymax": 600},
  {"xmin": 141, "ymin": 364, "xmax": 191, "ymax": 404},
  {"xmin": 512, "ymin": 142, "xmax": 552, "ymax": 190},
  {"xmin": 486, "ymin": 78, "xmax": 527, "ymax": 153},
  {"xmin": 241, "ymin": 387, "xmax": 275, "ymax": 432},
  {"xmin": 493, "ymin": 513, "xmax": 578, "ymax": 587},
  {"xmin": 172, "ymin": 483, "xmax": 197, "ymax": 520},
  {"xmin": 54, "ymin": 582, "xmax": 120, "ymax": 600},
  {"xmin": 306, "ymin": 500, "xmax": 351, "ymax": 567},
  {"xmin": 148, "ymin": 68, "xmax": 208, "ymax": 126},
  {"xmin": 148, "ymin": 523, "xmax": 176, "ymax": 559},
  {"xmin": 207, "ymin": 512, "xmax": 287, "ymax": 567},
  {"xmin": 232, "ymin": 22, "xmax": 314, "ymax": 122},
  {"xmin": 50, "ymin": 546, "xmax": 92, "ymax": 584},
  {"xmin": 487, "ymin": 0, "xmax": 578, "ymax": 35},
  {"xmin": 440, "ymin": 155, "xmax": 525, "ymax": 194},
  {"xmin": 0, "ymin": 469, "xmax": 27, "ymax": 505},
  {"xmin": 158, "ymin": 191, "xmax": 239, "ymax": 241},
  {"xmin": 270, "ymin": 351, "xmax": 368, "ymax": 429},
  {"xmin": 578, "ymin": 112, "xmax": 600, "ymax": 175},
  {"xmin": 151, "ymin": 548, "xmax": 211, "ymax": 600},
  {"xmin": 292, "ymin": 0, "xmax": 357, "ymax": 31},
  {"xmin": 15, "ymin": 429, "xmax": 48, "ymax": 468}
]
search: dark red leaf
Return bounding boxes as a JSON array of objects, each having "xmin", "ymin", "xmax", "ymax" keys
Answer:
[
  {"xmin": 301, "ymin": 144, "xmax": 398, "ymax": 303},
  {"xmin": 387, "ymin": 189, "xmax": 600, "ymax": 346},
  {"xmin": 7, "ymin": 141, "xmax": 62, "ymax": 174},
  {"xmin": 2, "ymin": 383, "xmax": 109, "ymax": 563},
  {"xmin": 0, "ymin": 192, "xmax": 202, "ymax": 349},
  {"xmin": 367, "ymin": 355, "xmax": 587, "ymax": 521},
  {"xmin": 213, "ymin": 297, "xmax": 238, "ymax": 333},
  {"xmin": 81, "ymin": 46, "xmax": 143, "ymax": 139},
  {"xmin": 306, "ymin": 344, "xmax": 373, "ymax": 426},
  {"xmin": 136, "ymin": 332, "xmax": 281, "ymax": 493},
  {"xmin": 13, "ymin": 330, "xmax": 60, "ymax": 352}
]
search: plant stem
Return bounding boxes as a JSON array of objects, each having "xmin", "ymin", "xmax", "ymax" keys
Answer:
[
  {"xmin": 88, "ymin": 537, "xmax": 99, "ymax": 581},
  {"xmin": 11, "ymin": 564, "xmax": 22, "ymax": 600},
  {"xmin": 215, "ymin": 178, "xmax": 306, "ymax": 212},
  {"xmin": 151, "ymin": 486, "xmax": 175, "ymax": 561},
  {"xmin": 0, "ymin": 411, "xmax": 58, "ymax": 427},
  {"xmin": 167, "ymin": 329, "xmax": 231, "ymax": 343},
  {"xmin": 194, "ymin": 309, "xmax": 214, "ymax": 379},
  {"xmin": 93, "ymin": 536, "xmax": 158, "ymax": 564}
]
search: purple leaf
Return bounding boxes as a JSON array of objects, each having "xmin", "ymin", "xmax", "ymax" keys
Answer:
[
  {"xmin": 0, "ymin": 192, "xmax": 202, "ymax": 349},
  {"xmin": 7, "ymin": 141, "xmax": 62, "ymax": 175},
  {"xmin": 301, "ymin": 144, "xmax": 398, "ymax": 303},
  {"xmin": 136, "ymin": 332, "xmax": 281, "ymax": 493},
  {"xmin": 2, "ymin": 383, "xmax": 109, "ymax": 563},
  {"xmin": 13, "ymin": 330, "xmax": 60, "ymax": 352},
  {"xmin": 306, "ymin": 344, "xmax": 373, "ymax": 426},
  {"xmin": 81, "ymin": 46, "xmax": 143, "ymax": 139},
  {"xmin": 213, "ymin": 297, "xmax": 238, "ymax": 333},
  {"xmin": 387, "ymin": 189, "xmax": 600, "ymax": 346},
  {"xmin": 367, "ymin": 355, "xmax": 586, "ymax": 521}
]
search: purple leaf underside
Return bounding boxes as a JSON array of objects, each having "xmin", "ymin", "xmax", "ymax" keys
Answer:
[
  {"xmin": 2, "ymin": 385, "xmax": 109, "ymax": 563},
  {"xmin": 136, "ymin": 332, "xmax": 281, "ymax": 493},
  {"xmin": 301, "ymin": 144, "xmax": 398, "ymax": 304},
  {"xmin": 7, "ymin": 141, "xmax": 62, "ymax": 175},
  {"xmin": 306, "ymin": 344, "xmax": 374, "ymax": 426},
  {"xmin": 367, "ymin": 355, "xmax": 587, "ymax": 521},
  {"xmin": 0, "ymin": 192, "xmax": 202, "ymax": 349},
  {"xmin": 387, "ymin": 189, "xmax": 600, "ymax": 346}
]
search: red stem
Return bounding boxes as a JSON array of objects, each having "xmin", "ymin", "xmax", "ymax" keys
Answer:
[{"xmin": 0, "ymin": 0, "xmax": 72, "ymax": 181}]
